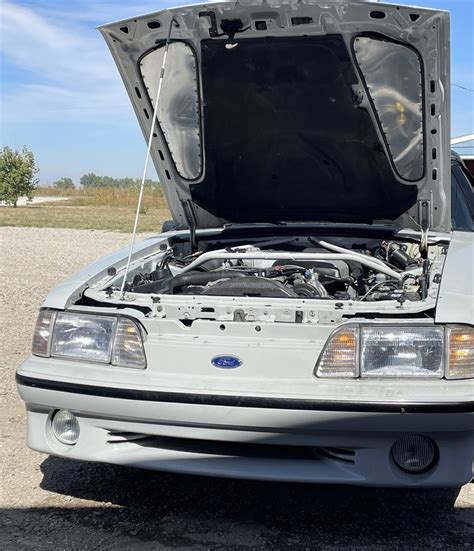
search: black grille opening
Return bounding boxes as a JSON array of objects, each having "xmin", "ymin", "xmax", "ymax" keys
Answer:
[{"xmin": 107, "ymin": 432, "xmax": 355, "ymax": 463}]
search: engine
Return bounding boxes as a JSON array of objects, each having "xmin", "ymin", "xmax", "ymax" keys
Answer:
[{"xmin": 128, "ymin": 240, "xmax": 427, "ymax": 302}]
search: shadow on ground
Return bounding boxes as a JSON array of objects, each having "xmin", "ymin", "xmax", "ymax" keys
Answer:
[{"xmin": 3, "ymin": 457, "xmax": 472, "ymax": 549}]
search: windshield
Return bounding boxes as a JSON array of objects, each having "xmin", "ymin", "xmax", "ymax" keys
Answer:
[{"xmin": 451, "ymin": 161, "xmax": 474, "ymax": 231}]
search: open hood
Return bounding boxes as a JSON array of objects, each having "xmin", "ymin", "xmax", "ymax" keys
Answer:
[{"xmin": 100, "ymin": 0, "xmax": 451, "ymax": 232}]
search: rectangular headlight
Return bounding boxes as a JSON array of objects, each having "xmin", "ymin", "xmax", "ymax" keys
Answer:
[
  {"xmin": 51, "ymin": 312, "xmax": 116, "ymax": 363},
  {"xmin": 316, "ymin": 325, "xmax": 448, "ymax": 379},
  {"xmin": 32, "ymin": 310, "xmax": 147, "ymax": 369},
  {"xmin": 360, "ymin": 326, "xmax": 444, "ymax": 378}
]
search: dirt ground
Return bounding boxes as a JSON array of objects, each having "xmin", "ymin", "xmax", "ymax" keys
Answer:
[{"xmin": 1, "ymin": 227, "xmax": 472, "ymax": 550}]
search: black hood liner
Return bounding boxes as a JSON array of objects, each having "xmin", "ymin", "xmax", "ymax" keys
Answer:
[{"xmin": 190, "ymin": 35, "xmax": 417, "ymax": 224}]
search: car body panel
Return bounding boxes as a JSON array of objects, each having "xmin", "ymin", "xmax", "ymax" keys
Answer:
[
  {"xmin": 42, "ymin": 232, "xmax": 188, "ymax": 310},
  {"xmin": 22, "ymin": 405, "xmax": 474, "ymax": 486},
  {"xmin": 100, "ymin": 0, "xmax": 451, "ymax": 232},
  {"xmin": 16, "ymin": 366, "xmax": 474, "ymax": 486},
  {"xmin": 16, "ymin": 354, "xmax": 474, "ymax": 404},
  {"xmin": 435, "ymin": 231, "xmax": 474, "ymax": 324}
]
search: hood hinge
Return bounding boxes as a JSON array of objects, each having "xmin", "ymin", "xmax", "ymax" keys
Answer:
[{"xmin": 417, "ymin": 195, "xmax": 432, "ymax": 256}]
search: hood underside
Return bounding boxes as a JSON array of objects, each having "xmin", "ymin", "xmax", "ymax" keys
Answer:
[{"xmin": 100, "ymin": 0, "xmax": 451, "ymax": 231}]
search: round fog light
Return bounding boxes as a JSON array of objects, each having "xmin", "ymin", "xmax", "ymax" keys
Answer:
[
  {"xmin": 51, "ymin": 410, "xmax": 80, "ymax": 445},
  {"xmin": 391, "ymin": 434, "xmax": 436, "ymax": 473}
]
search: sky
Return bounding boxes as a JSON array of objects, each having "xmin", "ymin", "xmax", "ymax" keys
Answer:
[{"xmin": 0, "ymin": 0, "xmax": 473, "ymax": 185}]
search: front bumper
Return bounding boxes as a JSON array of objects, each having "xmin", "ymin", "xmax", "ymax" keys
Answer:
[{"xmin": 16, "ymin": 372, "xmax": 474, "ymax": 488}]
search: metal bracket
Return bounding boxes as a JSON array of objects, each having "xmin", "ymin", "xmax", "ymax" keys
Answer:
[
  {"xmin": 417, "ymin": 197, "xmax": 432, "ymax": 254},
  {"xmin": 182, "ymin": 199, "xmax": 198, "ymax": 252}
]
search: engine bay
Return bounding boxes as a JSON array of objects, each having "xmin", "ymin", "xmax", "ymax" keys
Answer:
[{"xmin": 120, "ymin": 235, "xmax": 445, "ymax": 304}]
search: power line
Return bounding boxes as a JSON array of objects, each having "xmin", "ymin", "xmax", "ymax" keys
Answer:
[{"xmin": 452, "ymin": 83, "xmax": 474, "ymax": 92}]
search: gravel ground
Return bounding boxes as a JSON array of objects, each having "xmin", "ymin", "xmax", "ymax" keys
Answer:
[{"xmin": 1, "ymin": 227, "xmax": 472, "ymax": 550}]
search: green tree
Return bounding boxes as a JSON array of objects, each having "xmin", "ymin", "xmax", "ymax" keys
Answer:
[
  {"xmin": 79, "ymin": 172, "xmax": 160, "ymax": 188},
  {"xmin": 116, "ymin": 177, "xmax": 135, "ymax": 188},
  {"xmin": 80, "ymin": 172, "xmax": 102, "ymax": 187},
  {"xmin": 0, "ymin": 146, "xmax": 39, "ymax": 207},
  {"xmin": 101, "ymin": 175, "xmax": 116, "ymax": 187},
  {"xmin": 53, "ymin": 177, "xmax": 75, "ymax": 190}
]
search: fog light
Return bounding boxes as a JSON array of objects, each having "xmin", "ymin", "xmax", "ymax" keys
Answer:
[
  {"xmin": 51, "ymin": 410, "xmax": 80, "ymax": 445},
  {"xmin": 391, "ymin": 434, "xmax": 436, "ymax": 473}
]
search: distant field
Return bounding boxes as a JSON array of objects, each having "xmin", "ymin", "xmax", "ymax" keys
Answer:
[
  {"xmin": 33, "ymin": 185, "xmax": 168, "ymax": 208},
  {"xmin": 0, "ymin": 187, "xmax": 171, "ymax": 232}
]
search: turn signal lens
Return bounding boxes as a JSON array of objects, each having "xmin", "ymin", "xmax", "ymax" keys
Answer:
[
  {"xmin": 112, "ymin": 317, "xmax": 146, "ymax": 369},
  {"xmin": 32, "ymin": 310, "xmax": 56, "ymax": 357},
  {"xmin": 315, "ymin": 327, "xmax": 358, "ymax": 378},
  {"xmin": 446, "ymin": 327, "xmax": 474, "ymax": 379}
]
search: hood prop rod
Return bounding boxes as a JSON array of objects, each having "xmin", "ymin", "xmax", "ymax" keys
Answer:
[
  {"xmin": 182, "ymin": 199, "xmax": 198, "ymax": 253},
  {"xmin": 119, "ymin": 17, "xmax": 176, "ymax": 300}
]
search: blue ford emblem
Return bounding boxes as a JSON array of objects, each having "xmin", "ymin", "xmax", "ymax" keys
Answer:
[{"xmin": 211, "ymin": 355, "xmax": 242, "ymax": 369}]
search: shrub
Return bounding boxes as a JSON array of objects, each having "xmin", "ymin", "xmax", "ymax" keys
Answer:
[
  {"xmin": 0, "ymin": 146, "xmax": 39, "ymax": 207},
  {"xmin": 53, "ymin": 177, "xmax": 75, "ymax": 190}
]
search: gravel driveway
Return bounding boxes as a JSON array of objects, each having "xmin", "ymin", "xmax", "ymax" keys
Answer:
[{"xmin": 1, "ymin": 227, "xmax": 472, "ymax": 550}]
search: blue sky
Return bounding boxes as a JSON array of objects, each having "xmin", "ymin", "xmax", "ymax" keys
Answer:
[{"xmin": 1, "ymin": 0, "xmax": 473, "ymax": 185}]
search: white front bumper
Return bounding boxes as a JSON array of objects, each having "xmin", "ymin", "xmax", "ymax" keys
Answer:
[{"xmin": 17, "ymin": 358, "xmax": 474, "ymax": 488}]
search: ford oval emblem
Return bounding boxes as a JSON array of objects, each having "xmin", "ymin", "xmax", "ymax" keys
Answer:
[{"xmin": 211, "ymin": 355, "xmax": 242, "ymax": 369}]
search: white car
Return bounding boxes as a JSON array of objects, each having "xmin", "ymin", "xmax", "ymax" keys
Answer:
[{"xmin": 17, "ymin": 0, "xmax": 473, "ymax": 488}]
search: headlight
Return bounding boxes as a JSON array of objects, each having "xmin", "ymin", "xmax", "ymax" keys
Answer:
[
  {"xmin": 316, "ymin": 324, "xmax": 457, "ymax": 379},
  {"xmin": 51, "ymin": 312, "xmax": 116, "ymax": 363},
  {"xmin": 360, "ymin": 326, "xmax": 444, "ymax": 378},
  {"xmin": 32, "ymin": 311, "xmax": 146, "ymax": 369}
]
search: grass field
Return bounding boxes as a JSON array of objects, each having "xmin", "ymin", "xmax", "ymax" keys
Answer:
[
  {"xmin": 0, "ymin": 187, "xmax": 171, "ymax": 232},
  {"xmin": 35, "ymin": 186, "xmax": 168, "ymax": 209}
]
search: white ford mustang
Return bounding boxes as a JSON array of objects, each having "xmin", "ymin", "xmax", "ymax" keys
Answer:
[{"xmin": 16, "ymin": 0, "xmax": 473, "ymax": 488}]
